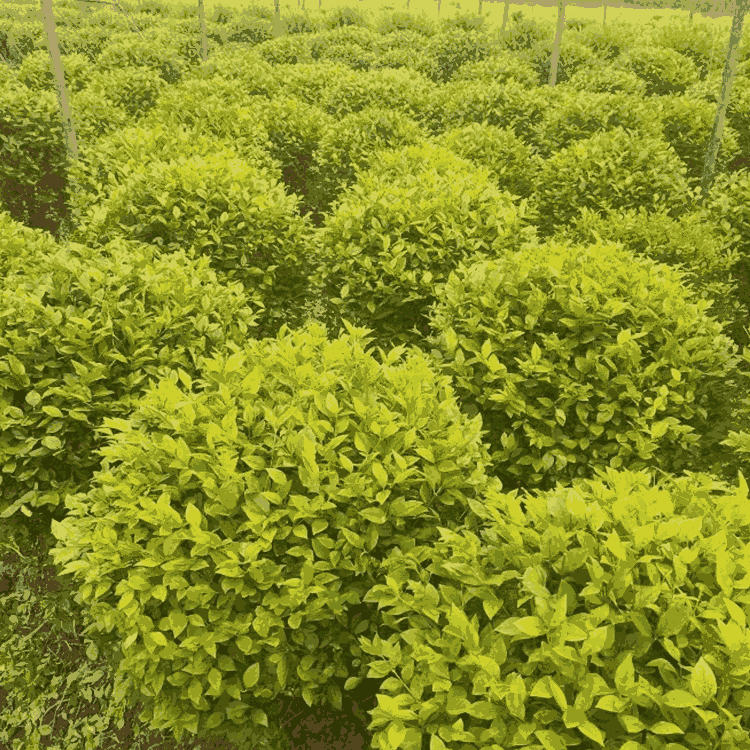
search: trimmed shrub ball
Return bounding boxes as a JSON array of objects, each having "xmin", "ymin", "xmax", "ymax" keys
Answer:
[
  {"xmin": 47, "ymin": 319, "xmax": 502, "ymax": 745},
  {"xmin": 0, "ymin": 233, "xmax": 263, "ymax": 541},
  {"xmin": 359, "ymin": 465, "xmax": 750, "ymax": 750},
  {"xmin": 307, "ymin": 140, "xmax": 540, "ymax": 356},
  {"xmin": 420, "ymin": 237, "xmax": 745, "ymax": 495}
]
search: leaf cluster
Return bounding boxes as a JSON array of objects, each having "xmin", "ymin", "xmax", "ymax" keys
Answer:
[
  {"xmin": 617, "ymin": 43, "xmax": 701, "ymax": 97},
  {"xmin": 565, "ymin": 60, "xmax": 648, "ymax": 97},
  {"xmin": 645, "ymin": 92, "xmax": 742, "ymax": 189},
  {"xmin": 527, "ymin": 88, "xmax": 664, "ymax": 160},
  {"xmin": 449, "ymin": 49, "xmax": 539, "ymax": 88},
  {"xmin": 419, "ymin": 77, "xmax": 566, "ymax": 142},
  {"xmin": 551, "ymin": 203, "xmax": 747, "ymax": 354},
  {"xmin": 95, "ymin": 27, "xmax": 193, "ymax": 85},
  {"xmin": 14, "ymin": 47, "xmax": 93, "ymax": 93},
  {"xmin": 318, "ymin": 66, "xmax": 436, "ymax": 120}
]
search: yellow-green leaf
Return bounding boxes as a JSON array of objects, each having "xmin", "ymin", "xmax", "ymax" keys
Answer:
[
  {"xmin": 169, "ymin": 610, "xmax": 187, "ymax": 637},
  {"xmin": 25, "ymin": 391, "xmax": 42, "ymax": 407},
  {"xmin": 185, "ymin": 503, "xmax": 203, "ymax": 528},
  {"xmin": 207, "ymin": 668, "xmax": 222, "ymax": 694},
  {"xmin": 243, "ymin": 663, "xmax": 260, "ymax": 688},
  {"xmin": 188, "ymin": 677, "xmax": 202, "ymax": 706},
  {"xmin": 266, "ymin": 468, "xmax": 287, "ymax": 484}
]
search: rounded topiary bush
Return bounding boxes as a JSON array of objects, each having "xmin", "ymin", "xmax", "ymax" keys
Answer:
[
  {"xmin": 647, "ymin": 15, "xmax": 731, "ymax": 79},
  {"xmin": 222, "ymin": 11, "xmax": 275, "ymax": 46},
  {"xmin": 47, "ymin": 318, "xmax": 499, "ymax": 745},
  {"xmin": 0, "ymin": 235, "xmax": 263, "ymax": 541},
  {"xmin": 417, "ymin": 77, "xmax": 566, "ymax": 143},
  {"xmin": 52, "ymin": 22, "xmax": 116, "ymax": 62},
  {"xmin": 80, "ymin": 65, "xmax": 168, "ymax": 122},
  {"xmin": 428, "ymin": 120, "xmax": 543, "ymax": 201},
  {"xmin": 413, "ymin": 25, "xmax": 505, "ymax": 84},
  {"xmin": 420, "ymin": 239, "xmax": 744, "ymax": 496},
  {"xmin": 369, "ymin": 45, "xmax": 433, "ymax": 72},
  {"xmin": 67, "ymin": 85, "xmax": 134, "ymax": 143},
  {"xmin": 565, "ymin": 60, "xmax": 648, "ymax": 97},
  {"xmin": 305, "ymin": 105, "xmax": 427, "ymax": 219},
  {"xmin": 320, "ymin": 3, "xmax": 373, "ymax": 29},
  {"xmin": 307, "ymin": 24, "xmax": 381, "ymax": 60},
  {"xmin": 96, "ymin": 30, "xmax": 193, "ymax": 85},
  {"xmin": 496, "ymin": 13, "xmax": 553, "ymax": 54},
  {"xmin": 450, "ymin": 49, "xmax": 539, "ymax": 88},
  {"xmin": 533, "ymin": 126, "xmax": 695, "ymax": 239},
  {"xmin": 189, "ymin": 44, "xmax": 281, "ymax": 90},
  {"xmin": 551, "ymin": 203, "xmax": 747, "ymax": 353},
  {"xmin": 264, "ymin": 60, "xmax": 358, "ymax": 106},
  {"xmin": 547, "ymin": 204, "xmax": 750, "ymax": 487},
  {"xmin": 307, "ymin": 141, "xmax": 540, "ymax": 355},
  {"xmin": 319, "ymin": 67, "xmax": 436, "ymax": 120},
  {"xmin": 72, "ymin": 150, "xmax": 317, "ymax": 342},
  {"xmin": 66, "ymin": 120, "xmax": 279, "ymax": 234},
  {"xmin": 616, "ymin": 43, "xmax": 701, "ymax": 97},
  {"xmin": 254, "ymin": 33, "xmax": 315, "ymax": 65},
  {"xmin": 359, "ymin": 465, "xmax": 750, "ymax": 750},
  {"xmin": 155, "ymin": 15, "xmax": 230, "ymax": 55},
  {"xmin": 140, "ymin": 77, "xmax": 275, "ymax": 139},
  {"xmin": 567, "ymin": 18, "xmax": 638, "ymax": 61},
  {"xmin": 372, "ymin": 9, "xmax": 436, "ymax": 37},
  {"xmin": 145, "ymin": 18, "xmax": 226, "ymax": 64},
  {"xmin": 376, "ymin": 27, "xmax": 435, "ymax": 51},
  {"xmin": 644, "ymin": 92, "xmax": 742, "ymax": 189},
  {"xmin": 280, "ymin": 8, "xmax": 324, "ymax": 36},
  {"xmin": 361, "ymin": 140, "xmax": 492, "ymax": 182},
  {"xmin": 14, "ymin": 48, "xmax": 93, "ymax": 93},
  {"xmin": 523, "ymin": 37, "xmax": 598, "ymax": 86},
  {"xmin": 318, "ymin": 40, "xmax": 378, "ymax": 71},
  {"xmin": 527, "ymin": 88, "xmax": 664, "ymax": 160},
  {"xmin": 436, "ymin": 8, "xmax": 493, "ymax": 33}
]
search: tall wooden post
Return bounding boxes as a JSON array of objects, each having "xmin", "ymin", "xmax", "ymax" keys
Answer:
[
  {"xmin": 500, "ymin": 0, "xmax": 510, "ymax": 32},
  {"xmin": 272, "ymin": 0, "xmax": 285, "ymax": 37},
  {"xmin": 548, "ymin": 0, "xmax": 565, "ymax": 86},
  {"xmin": 697, "ymin": 0, "xmax": 748, "ymax": 205},
  {"xmin": 197, "ymin": 0, "xmax": 208, "ymax": 62},
  {"xmin": 40, "ymin": 0, "xmax": 78, "ymax": 165}
]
